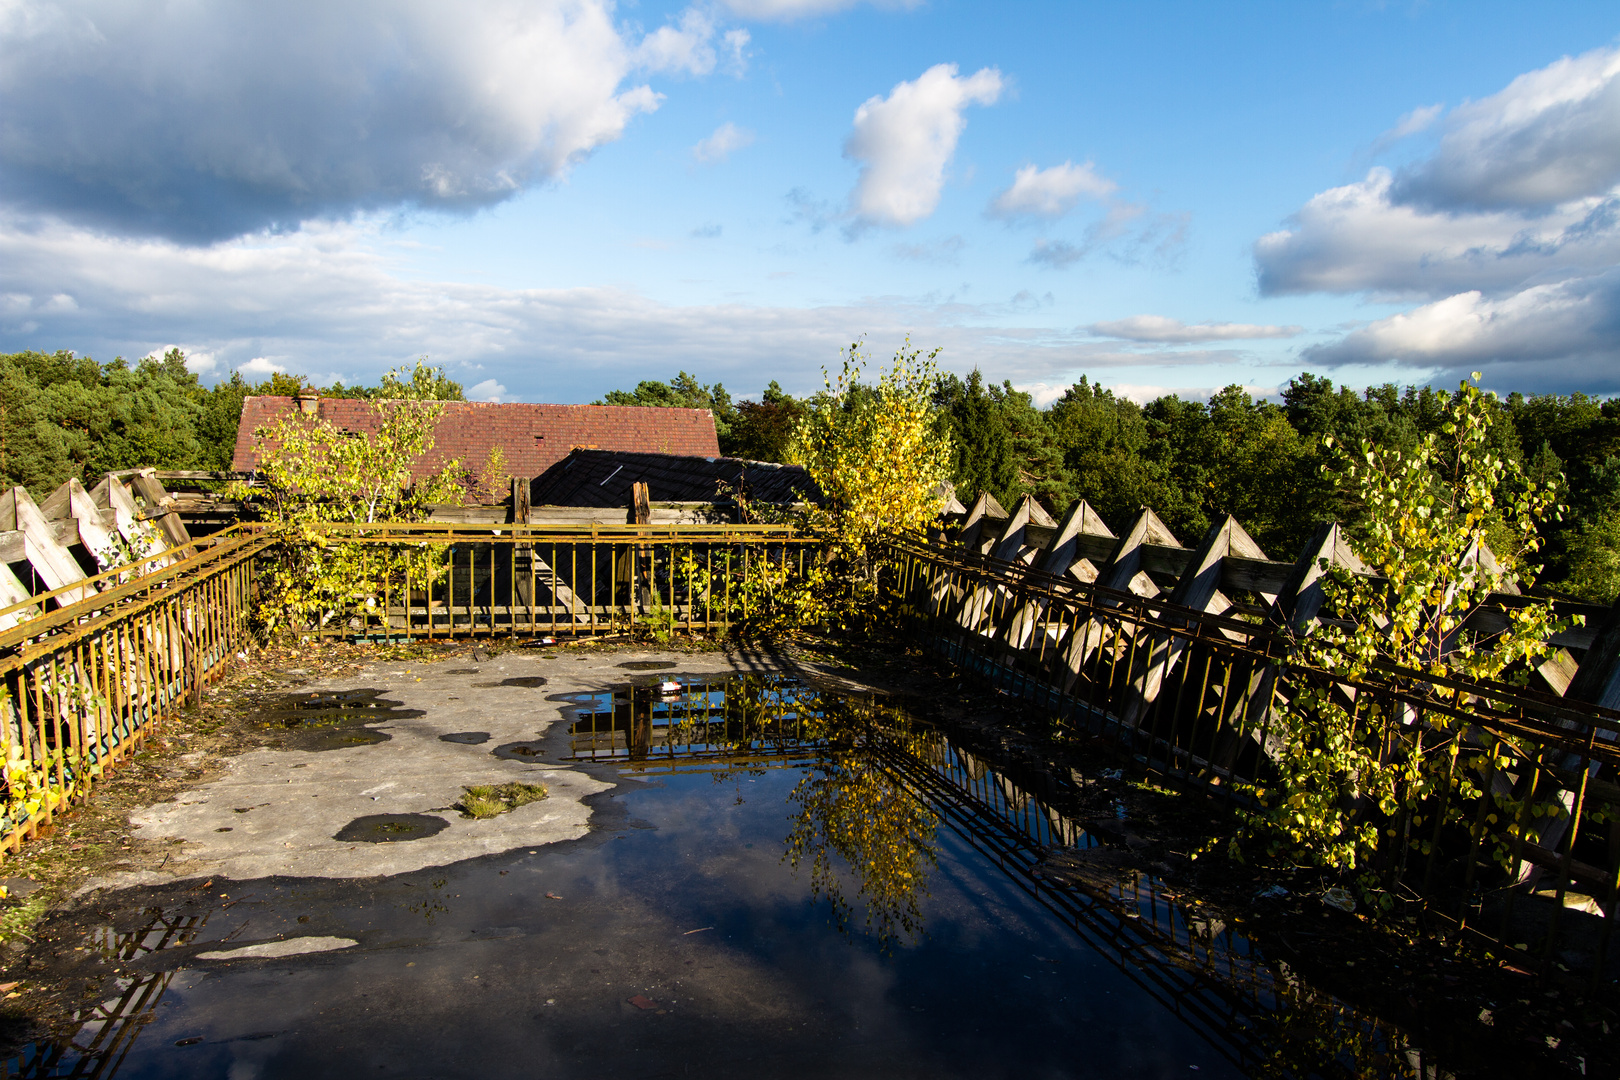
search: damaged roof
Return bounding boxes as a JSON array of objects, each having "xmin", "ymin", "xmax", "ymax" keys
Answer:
[{"xmin": 529, "ymin": 449, "xmax": 819, "ymax": 507}]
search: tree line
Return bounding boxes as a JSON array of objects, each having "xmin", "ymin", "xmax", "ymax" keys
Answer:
[
  {"xmin": 602, "ymin": 368, "xmax": 1620, "ymax": 605},
  {"xmin": 0, "ymin": 349, "xmax": 464, "ymax": 497},
  {"xmin": 6, "ymin": 347, "xmax": 1614, "ymax": 603}
]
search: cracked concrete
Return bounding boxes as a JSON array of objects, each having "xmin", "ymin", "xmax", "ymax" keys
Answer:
[{"xmin": 102, "ymin": 647, "xmax": 749, "ymax": 886}]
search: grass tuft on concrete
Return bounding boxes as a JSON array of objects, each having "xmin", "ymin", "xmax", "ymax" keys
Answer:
[{"xmin": 456, "ymin": 783, "xmax": 548, "ymax": 819}]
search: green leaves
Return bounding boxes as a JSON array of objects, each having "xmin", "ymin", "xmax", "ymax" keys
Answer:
[
  {"xmin": 1242, "ymin": 375, "xmax": 1572, "ymax": 897},
  {"xmin": 249, "ymin": 363, "xmax": 464, "ymax": 634}
]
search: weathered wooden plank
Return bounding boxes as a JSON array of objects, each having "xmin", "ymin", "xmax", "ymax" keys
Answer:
[
  {"xmin": 1566, "ymin": 597, "xmax": 1620, "ymax": 713},
  {"xmin": 990, "ymin": 495, "xmax": 1058, "ymax": 566},
  {"xmin": 1001, "ymin": 501, "xmax": 1115, "ymax": 651},
  {"xmin": 1119, "ymin": 516, "xmax": 1270, "ymax": 729},
  {"xmin": 90, "ymin": 473, "xmax": 170, "ymax": 566},
  {"xmin": 0, "ymin": 562, "xmax": 35, "ymax": 629},
  {"xmin": 1055, "ymin": 509, "xmax": 1185, "ymax": 694},
  {"xmin": 43, "ymin": 479, "xmax": 123, "ymax": 571},
  {"xmin": 1273, "ymin": 521, "xmax": 1370, "ymax": 632},
  {"xmin": 128, "ymin": 470, "xmax": 192, "ymax": 548},
  {"xmin": 1038, "ymin": 500, "xmax": 1115, "ymax": 578},
  {"xmin": 0, "ymin": 486, "xmax": 94, "ymax": 606}
]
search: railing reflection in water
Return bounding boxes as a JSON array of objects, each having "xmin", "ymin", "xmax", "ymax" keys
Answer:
[
  {"xmin": 0, "ymin": 908, "xmax": 206, "ymax": 1079},
  {"xmin": 568, "ymin": 672, "xmax": 1440, "ymax": 1078}
]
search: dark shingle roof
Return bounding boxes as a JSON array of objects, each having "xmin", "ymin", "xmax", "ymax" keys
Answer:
[
  {"xmin": 230, "ymin": 397, "xmax": 720, "ymax": 481},
  {"xmin": 529, "ymin": 449, "xmax": 819, "ymax": 508}
]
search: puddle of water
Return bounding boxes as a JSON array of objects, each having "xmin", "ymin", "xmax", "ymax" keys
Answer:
[
  {"xmin": 616, "ymin": 661, "xmax": 678, "ymax": 671},
  {"xmin": 252, "ymin": 689, "xmax": 422, "ymax": 751},
  {"xmin": 332, "ymin": 813, "xmax": 450, "ymax": 843},
  {"xmin": 439, "ymin": 732, "xmax": 491, "ymax": 745},
  {"xmin": 14, "ymin": 675, "xmax": 1441, "ymax": 1079},
  {"xmin": 470, "ymin": 677, "xmax": 549, "ymax": 689}
]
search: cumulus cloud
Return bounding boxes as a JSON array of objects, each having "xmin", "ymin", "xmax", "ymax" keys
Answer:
[
  {"xmin": 467, "ymin": 378, "xmax": 509, "ymax": 402},
  {"xmin": 1252, "ymin": 168, "xmax": 1620, "ymax": 298},
  {"xmin": 0, "ymin": 214, "xmax": 1220, "ymax": 400},
  {"xmin": 1303, "ymin": 271, "xmax": 1620, "ymax": 386},
  {"xmin": 844, "ymin": 64, "xmax": 1003, "ymax": 229},
  {"xmin": 988, "ymin": 162, "xmax": 1116, "ymax": 221},
  {"xmin": 0, "ymin": 1, "xmax": 760, "ymax": 242},
  {"xmin": 1256, "ymin": 44, "xmax": 1620, "ymax": 387},
  {"xmin": 1087, "ymin": 315, "xmax": 1302, "ymax": 343},
  {"xmin": 1394, "ymin": 46, "xmax": 1620, "ymax": 211},
  {"xmin": 692, "ymin": 122, "xmax": 755, "ymax": 164}
]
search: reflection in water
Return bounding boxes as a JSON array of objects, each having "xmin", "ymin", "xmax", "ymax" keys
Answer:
[
  {"xmin": 11, "ymin": 673, "xmax": 1446, "ymax": 1079},
  {"xmin": 782, "ymin": 713, "xmax": 940, "ymax": 945},
  {"xmin": 569, "ymin": 674, "xmax": 1439, "ymax": 1077},
  {"xmin": 1, "ymin": 908, "xmax": 206, "ymax": 1079}
]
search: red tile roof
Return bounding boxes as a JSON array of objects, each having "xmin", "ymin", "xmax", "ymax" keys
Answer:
[{"xmin": 230, "ymin": 397, "xmax": 721, "ymax": 481}]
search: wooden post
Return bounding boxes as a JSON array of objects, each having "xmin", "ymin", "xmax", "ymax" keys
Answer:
[{"xmin": 632, "ymin": 482, "xmax": 652, "ymax": 615}]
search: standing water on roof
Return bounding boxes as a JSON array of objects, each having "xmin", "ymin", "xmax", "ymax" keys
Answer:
[{"xmin": 5, "ymin": 673, "xmax": 1429, "ymax": 1079}]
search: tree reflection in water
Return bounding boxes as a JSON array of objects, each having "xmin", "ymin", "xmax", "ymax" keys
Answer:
[{"xmin": 781, "ymin": 694, "xmax": 940, "ymax": 946}]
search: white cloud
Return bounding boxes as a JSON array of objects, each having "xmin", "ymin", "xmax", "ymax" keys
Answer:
[
  {"xmin": 1304, "ymin": 271, "xmax": 1620, "ymax": 381},
  {"xmin": 0, "ymin": 213, "xmax": 1238, "ymax": 400},
  {"xmin": 721, "ymin": 0, "xmax": 920, "ymax": 20},
  {"xmin": 1377, "ymin": 103, "xmax": 1444, "ymax": 145},
  {"xmin": 1255, "ymin": 45, "xmax": 1620, "ymax": 388},
  {"xmin": 1395, "ymin": 44, "xmax": 1620, "ymax": 210},
  {"xmin": 0, "ymin": 0, "xmax": 699, "ymax": 242},
  {"xmin": 844, "ymin": 64, "xmax": 1003, "ymax": 229},
  {"xmin": 988, "ymin": 162, "xmax": 1116, "ymax": 221},
  {"xmin": 722, "ymin": 29, "xmax": 751, "ymax": 74},
  {"xmin": 1087, "ymin": 315, "xmax": 1302, "ymax": 344},
  {"xmin": 692, "ymin": 122, "xmax": 755, "ymax": 164},
  {"xmin": 237, "ymin": 357, "xmax": 286, "ymax": 377},
  {"xmin": 635, "ymin": 7, "xmax": 730, "ymax": 77},
  {"xmin": 1024, "ymin": 200, "xmax": 1189, "ymax": 271},
  {"xmin": 1256, "ymin": 168, "xmax": 1620, "ymax": 298},
  {"xmin": 466, "ymin": 378, "xmax": 509, "ymax": 402},
  {"xmin": 145, "ymin": 344, "xmax": 219, "ymax": 374}
]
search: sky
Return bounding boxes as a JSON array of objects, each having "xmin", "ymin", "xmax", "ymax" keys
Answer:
[{"xmin": 2, "ymin": 0, "xmax": 1618, "ymax": 405}]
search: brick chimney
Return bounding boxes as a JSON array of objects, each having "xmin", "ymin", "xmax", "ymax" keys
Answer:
[{"xmin": 296, "ymin": 392, "xmax": 319, "ymax": 416}]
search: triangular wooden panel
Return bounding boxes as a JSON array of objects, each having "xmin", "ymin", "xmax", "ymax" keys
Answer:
[
  {"xmin": 91, "ymin": 474, "xmax": 171, "ymax": 565},
  {"xmin": 1039, "ymin": 499, "xmax": 1115, "ymax": 578},
  {"xmin": 1097, "ymin": 508, "xmax": 1183, "ymax": 594},
  {"xmin": 45, "ymin": 479, "xmax": 123, "ymax": 571},
  {"xmin": 1170, "ymin": 515, "xmax": 1269, "ymax": 613},
  {"xmin": 958, "ymin": 492, "xmax": 1010, "ymax": 555},
  {"xmin": 0, "ymin": 486, "xmax": 93, "ymax": 606},
  {"xmin": 1275, "ymin": 521, "xmax": 1370, "ymax": 631},
  {"xmin": 990, "ymin": 495, "xmax": 1055, "ymax": 564}
]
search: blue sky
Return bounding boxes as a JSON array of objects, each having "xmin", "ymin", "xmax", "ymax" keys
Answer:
[{"xmin": 2, "ymin": 1, "xmax": 1617, "ymax": 404}]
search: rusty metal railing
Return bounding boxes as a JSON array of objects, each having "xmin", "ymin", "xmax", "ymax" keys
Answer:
[
  {"xmin": 884, "ymin": 536, "xmax": 1620, "ymax": 981},
  {"xmin": 300, "ymin": 523, "xmax": 820, "ymax": 640}
]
